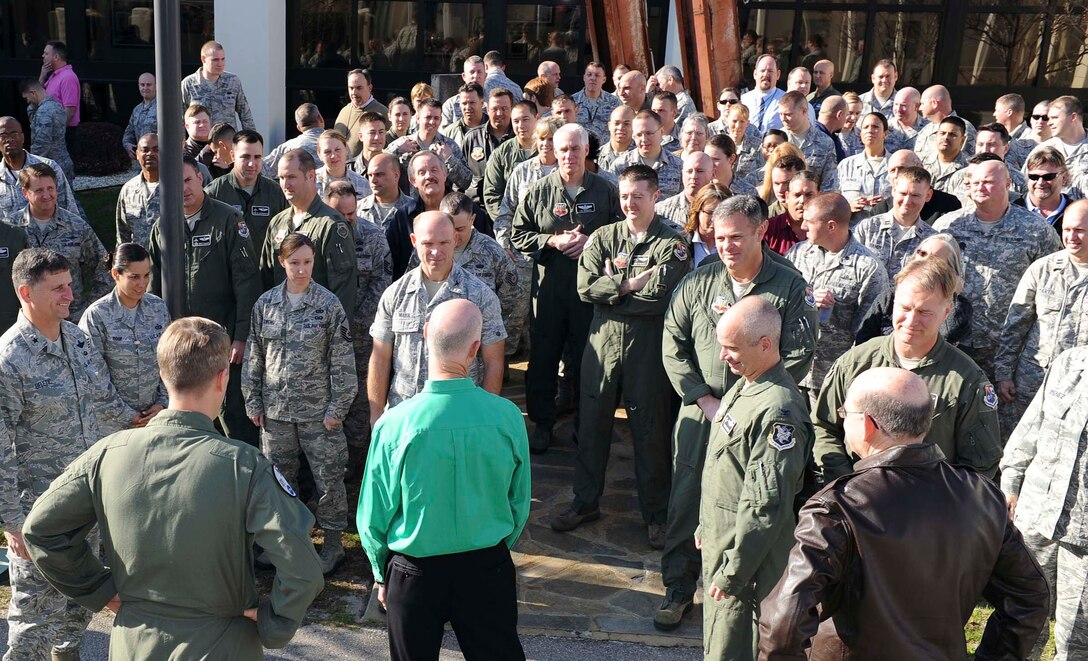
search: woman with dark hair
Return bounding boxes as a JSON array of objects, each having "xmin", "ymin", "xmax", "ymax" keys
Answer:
[
  {"xmin": 683, "ymin": 182, "xmax": 732, "ymax": 266},
  {"xmin": 242, "ymin": 232, "xmax": 357, "ymax": 576},
  {"xmin": 78, "ymin": 242, "xmax": 170, "ymax": 433},
  {"xmin": 837, "ymin": 111, "xmax": 890, "ymax": 215}
]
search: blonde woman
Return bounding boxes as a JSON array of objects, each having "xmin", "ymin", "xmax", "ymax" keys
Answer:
[{"xmin": 316, "ymin": 129, "xmax": 372, "ymax": 201}]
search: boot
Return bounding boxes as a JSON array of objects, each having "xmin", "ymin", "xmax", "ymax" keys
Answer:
[
  {"xmin": 318, "ymin": 530, "xmax": 346, "ymax": 576},
  {"xmin": 653, "ymin": 589, "xmax": 694, "ymax": 631},
  {"xmin": 51, "ymin": 646, "xmax": 81, "ymax": 661}
]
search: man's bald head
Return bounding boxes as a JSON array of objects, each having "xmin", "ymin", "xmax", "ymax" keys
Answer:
[
  {"xmin": 846, "ymin": 367, "xmax": 933, "ymax": 448},
  {"xmin": 425, "ymin": 299, "xmax": 483, "ymax": 364},
  {"xmin": 888, "ymin": 149, "xmax": 923, "ymax": 170},
  {"xmin": 369, "ymin": 151, "xmax": 398, "ymax": 171},
  {"xmin": 819, "ymin": 95, "xmax": 846, "ymax": 117},
  {"xmin": 716, "ymin": 295, "xmax": 782, "ymax": 349},
  {"xmin": 412, "ymin": 210, "xmax": 454, "ymax": 234},
  {"xmin": 894, "ymin": 87, "xmax": 920, "ymax": 105},
  {"xmin": 611, "ymin": 104, "xmax": 635, "ymax": 122}
]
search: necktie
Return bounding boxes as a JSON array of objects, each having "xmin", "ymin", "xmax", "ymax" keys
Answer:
[{"xmin": 756, "ymin": 94, "xmax": 768, "ymax": 131}]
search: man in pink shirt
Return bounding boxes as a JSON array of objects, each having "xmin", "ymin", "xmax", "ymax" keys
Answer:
[{"xmin": 39, "ymin": 41, "xmax": 80, "ymax": 127}]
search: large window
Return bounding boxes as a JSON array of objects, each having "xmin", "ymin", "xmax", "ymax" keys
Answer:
[
  {"xmin": 82, "ymin": 1, "xmax": 213, "ymax": 60},
  {"xmin": 504, "ymin": 3, "xmax": 588, "ymax": 78},
  {"xmin": 422, "ymin": 3, "xmax": 484, "ymax": 74},
  {"xmin": 873, "ymin": 12, "xmax": 941, "ymax": 86},
  {"xmin": 958, "ymin": 12, "xmax": 1044, "ymax": 86},
  {"xmin": 798, "ymin": 9, "xmax": 867, "ymax": 83}
]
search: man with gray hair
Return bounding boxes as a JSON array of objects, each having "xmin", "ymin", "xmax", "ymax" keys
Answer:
[
  {"xmin": 262, "ymin": 103, "xmax": 325, "ymax": 177},
  {"xmin": 656, "ymin": 193, "xmax": 817, "ymax": 631},
  {"xmin": 655, "ymin": 65, "xmax": 696, "ymax": 123},
  {"xmin": 360, "ymin": 298, "xmax": 530, "ymax": 660},
  {"xmin": 698, "ymin": 294, "xmax": 813, "ymax": 657},
  {"xmin": 762, "ymin": 367, "xmax": 1049, "ymax": 658}
]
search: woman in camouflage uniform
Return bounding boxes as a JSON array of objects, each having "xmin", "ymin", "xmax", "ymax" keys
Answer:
[
  {"xmin": 243, "ymin": 233, "xmax": 357, "ymax": 576},
  {"xmin": 78, "ymin": 242, "xmax": 170, "ymax": 435},
  {"xmin": 315, "ymin": 129, "xmax": 371, "ymax": 201}
]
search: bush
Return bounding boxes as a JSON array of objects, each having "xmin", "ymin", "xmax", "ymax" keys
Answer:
[{"xmin": 67, "ymin": 122, "xmax": 130, "ymax": 176}]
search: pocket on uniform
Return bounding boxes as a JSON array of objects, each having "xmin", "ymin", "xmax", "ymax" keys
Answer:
[{"xmin": 391, "ymin": 313, "xmax": 421, "ymax": 334}]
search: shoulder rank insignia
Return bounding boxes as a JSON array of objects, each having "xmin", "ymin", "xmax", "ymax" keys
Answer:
[{"xmin": 770, "ymin": 423, "xmax": 796, "ymax": 451}]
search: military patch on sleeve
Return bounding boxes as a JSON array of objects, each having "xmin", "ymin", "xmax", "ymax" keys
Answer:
[
  {"xmin": 804, "ymin": 287, "xmax": 816, "ymax": 308},
  {"xmin": 470, "ymin": 147, "xmax": 486, "ymax": 161},
  {"xmin": 982, "ymin": 383, "xmax": 998, "ymax": 410},
  {"xmin": 769, "ymin": 423, "xmax": 796, "ymax": 451},
  {"xmin": 674, "ymin": 241, "xmax": 688, "ymax": 261},
  {"xmin": 273, "ymin": 465, "xmax": 297, "ymax": 497},
  {"xmin": 237, "ymin": 221, "xmax": 250, "ymax": 239},
  {"xmin": 337, "ymin": 223, "xmax": 350, "ymax": 239}
]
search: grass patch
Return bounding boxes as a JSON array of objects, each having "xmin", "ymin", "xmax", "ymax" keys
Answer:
[
  {"xmin": 967, "ymin": 605, "xmax": 1054, "ymax": 659},
  {"xmin": 75, "ymin": 186, "xmax": 122, "ymax": 252}
]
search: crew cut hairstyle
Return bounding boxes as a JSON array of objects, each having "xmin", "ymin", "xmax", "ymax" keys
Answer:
[
  {"xmin": 12, "ymin": 248, "xmax": 69, "ymax": 289},
  {"xmin": 618, "ymin": 164, "xmax": 659, "ymax": 191},
  {"xmin": 157, "ymin": 317, "xmax": 231, "ymax": 395},
  {"xmin": 894, "ymin": 252, "xmax": 958, "ymax": 301}
]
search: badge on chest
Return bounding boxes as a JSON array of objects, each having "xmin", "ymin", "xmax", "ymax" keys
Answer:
[{"xmin": 192, "ymin": 235, "xmax": 212, "ymax": 247}]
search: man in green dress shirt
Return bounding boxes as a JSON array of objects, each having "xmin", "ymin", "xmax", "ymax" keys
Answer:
[{"xmin": 358, "ymin": 298, "xmax": 531, "ymax": 661}]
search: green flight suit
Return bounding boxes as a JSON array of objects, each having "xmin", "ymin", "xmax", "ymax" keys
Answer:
[
  {"xmin": 22, "ymin": 410, "xmax": 324, "ymax": 660},
  {"xmin": 698, "ymin": 361, "xmax": 811, "ymax": 660},
  {"xmin": 0, "ymin": 222, "xmax": 29, "ymax": 333},
  {"xmin": 205, "ymin": 170, "xmax": 289, "ymax": 250},
  {"xmin": 812, "ymin": 333, "xmax": 1001, "ymax": 481},
  {"xmin": 510, "ymin": 170, "xmax": 622, "ymax": 430},
  {"xmin": 659, "ymin": 248, "xmax": 818, "ymax": 601},
  {"xmin": 261, "ymin": 195, "xmax": 358, "ymax": 319},
  {"xmin": 571, "ymin": 216, "xmax": 692, "ymax": 522},
  {"xmin": 481, "ymin": 139, "xmax": 535, "ymax": 219},
  {"xmin": 148, "ymin": 195, "xmax": 262, "ymax": 444}
]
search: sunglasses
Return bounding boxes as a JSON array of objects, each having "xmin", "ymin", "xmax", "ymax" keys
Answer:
[
  {"xmin": 719, "ymin": 98, "xmax": 739, "ymax": 105},
  {"xmin": 1031, "ymin": 114, "xmax": 1049, "ymax": 121},
  {"xmin": 1027, "ymin": 172, "xmax": 1061, "ymax": 181}
]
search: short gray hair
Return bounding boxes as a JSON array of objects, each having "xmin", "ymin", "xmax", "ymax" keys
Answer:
[
  {"xmin": 855, "ymin": 387, "xmax": 933, "ymax": 440},
  {"xmin": 428, "ymin": 301, "xmax": 482, "ymax": 360},
  {"xmin": 554, "ymin": 123, "xmax": 588, "ymax": 147},
  {"xmin": 732, "ymin": 296, "xmax": 781, "ymax": 347},
  {"xmin": 681, "ymin": 113, "xmax": 710, "ymax": 134},
  {"xmin": 712, "ymin": 194, "xmax": 766, "ymax": 229}
]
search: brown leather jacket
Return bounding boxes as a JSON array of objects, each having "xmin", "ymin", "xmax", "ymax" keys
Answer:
[{"xmin": 758, "ymin": 443, "xmax": 1049, "ymax": 660}]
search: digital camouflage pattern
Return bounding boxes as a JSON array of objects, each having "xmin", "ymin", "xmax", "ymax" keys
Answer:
[
  {"xmin": 609, "ymin": 148, "xmax": 684, "ymax": 198},
  {"xmin": 852, "ymin": 212, "xmax": 937, "ymax": 280},
  {"xmin": 180, "ymin": 69, "xmax": 256, "ymax": 130},
  {"xmin": 115, "ymin": 172, "xmax": 160, "ymax": 248},
  {"xmin": 27, "ymin": 95, "xmax": 74, "ymax": 183}
]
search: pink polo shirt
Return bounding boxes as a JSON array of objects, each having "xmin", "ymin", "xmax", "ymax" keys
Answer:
[{"xmin": 44, "ymin": 64, "xmax": 80, "ymax": 126}]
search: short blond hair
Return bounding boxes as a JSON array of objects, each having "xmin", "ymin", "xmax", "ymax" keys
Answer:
[{"xmin": 157, "ymin": 318, "xmax": 231, "ymax": 395}]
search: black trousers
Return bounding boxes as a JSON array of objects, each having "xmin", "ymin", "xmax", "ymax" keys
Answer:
[{"xmin": 385, "ymin": 543, "xmax": 525, "ymax": 661}]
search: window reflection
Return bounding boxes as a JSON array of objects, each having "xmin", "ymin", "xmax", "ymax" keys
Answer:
[
  {"xmin": 1044, "ymin": 5, "xmax": 1088, "ymax": 87},
  {"xmin": 958, "ymin": 12, "xmax": 1043, "ymax": 85},
  {"xmin": 872, "ymin": 12, "xmax": 940, "ymax": 87},
  {"xmin": 504, "ymin": 4, "xmax": 587, "ymax": 77},
  {"xmin": 798, "ymin": 10, "xmax": 867, "ymax": 83},
  {"xmin": 741, "ymin": 9, "xmax": 795, "ymax": 86},
  {"xmin": 422, "ymin": 3, "xmax": 483, "ymax": 74},
  {"xmin": 10, "ymin": 2, "xmax": 67, "ymax": 58}
]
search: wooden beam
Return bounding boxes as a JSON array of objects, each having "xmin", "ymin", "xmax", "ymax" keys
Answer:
[
  {"xmin": 680, "ymin": 0, "xmax": 743, "ymax": 120},
  {"xmin": 600, "ymin": 0, "xmax": 653, "ymax": 74}
]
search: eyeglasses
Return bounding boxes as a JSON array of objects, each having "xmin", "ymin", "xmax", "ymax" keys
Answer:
[
  {"xmin": 1027, "ymin": 171, "xmax": 1061, "ymax": 181},
  {"xmin": 718, "ymin": 98, "xmax": 739, "ymax": 105},
  {"xmin": 837, "ymin": 406, "xmax": 879, "ymax": 429},
  {"xmin": 1031, "ymin": 114, "xmax": 1049, "ymax": 121}
]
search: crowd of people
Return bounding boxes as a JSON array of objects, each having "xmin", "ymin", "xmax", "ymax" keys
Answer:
[{"xmin": 0, "ymin": 35, "xmax": 1084, "ymax": 660}]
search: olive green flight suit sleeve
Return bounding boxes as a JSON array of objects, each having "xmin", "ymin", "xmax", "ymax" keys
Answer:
[
  {"xmin": 482, "ymin": 150, "xmax": 511, "ymax": 220},
  {"xmin": 951, "ymin": 372, "xmax": 1001, "ymax": 478},
  {"xmin": 23, "ymin": 453, "xmax": 118, "ymax": 613},
  {"xmin": 576, "ymin": 232, "xmax": 625, "ymax": 306},
  {"xmin": 662, "ymin": 272, "xmax": 713, "ymax": 405},
  {"xmin": 247, "ymin": 461, "xmax": 325, "ymax": 649},
  {"xmin": 811, "ymin": 361, "xmax": 855, "ymax": 483},
  {"xmin": 780, "ymin": 278, "xmax": 819, "ymax": 385},
  {"xmin": 322, "ymin": 222, "xmax": 359, "ymax": 320},
  {"xmin": 713, "ymin": 412, "xmax": 811, "ymax": 594},
  {"xmin": 226, "ymin": 220, "xmax": 261, "ymax": 342}
]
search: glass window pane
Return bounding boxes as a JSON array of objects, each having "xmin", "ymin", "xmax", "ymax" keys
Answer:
[
  {"xmin": 958, "ymin": 13, "xmax": 1044, "ymax": 86},
  {"xmin": 968, "ymin": 0, "xmax": 1044, "ymax": 7},
  {"xmin": 504, "ymin": 4, "xmax": 589, "ymax": 78},
  {"xmin": 359, "ymin": 2, "xmax": 419, "ymax": 70},
  {"xmin": 871, "ymin": 12, "xmax": 941, "ymax": 87},
  {"xmin": 1045, "ymin": 5, "xmax": 1088, "ymax": 87},
  {"xmin": 290, "ymin": 0, "xmax": 353, "ymax": 68},
  {"xmin": 10, "ymin": 2, "xmax": 67, "ymax": 58},
  {"xmin": 422, "ymin": 3, "xmax": 484, "ymax": 74},
  {"xmin": 81, "ymin": 1, "xmax": 212, "ymax": 61},
  {"xmin": 741, "ymin": 9, "xmax": 795, "ymax": 88},
  {"xmin": 799, "ymin": 10, "xmax": 868, "ymax": 84}
]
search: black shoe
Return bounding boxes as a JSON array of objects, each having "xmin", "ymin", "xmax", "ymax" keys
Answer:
[
  {"xmin": 549, "ymin": 506, "xmax": 601, "ymax": 532},
  {"xmin": 647, "ymin": 523, "xmax": 666, "ymax": 550},
  {"xmin": 530, "ymin": 426, "xmax": 552, "ymax": 454},
  {"xmin": 555, "ymin": 382, "xmax": 575, "ymax": 414},
  {"xmin": 653, "ymin": 592, "xmax": 694, "ymax": 631}
]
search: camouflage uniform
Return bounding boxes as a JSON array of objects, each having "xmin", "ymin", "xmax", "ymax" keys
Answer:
[
  {"xmin": 481, "ymin": 139, "xmax": 535, "ymax": 220},
  {"xmin": 263, "ymin": 127, "xmax": 324, "ymax": 178},
  {"xmin": 785, "ymin": 238, "xmax": 889, "ymax": 398},
  {"xmin": 885, "ymin": 116, "xmax": 928, "ymax": 152},
  {"xmin": 439, "ymin": 95, "xmax": 463, "ymax": 129},
  {"xmin": 0, "ymin": 151, "xmax": 80, "ymax": 220},
  {"xmin": 914, "ymin": 114, "xmax": 978, "ymax": 160},
  {"xmin": 0, "ymin": 225, "xmax": 29, "ymax": 333},
  {"xmin": 1001, "ymin": 345, "xmax": 1088, "ymax": 660},
  {"xmin": 243, "ymin": 281, "xmax": 357, "ymax": 531},
  {"xmin": 859, "ymin": 90, "xmax": 894, "ymax": 117},
  {"xmin": 204, "ymin": 171, "xmax": 288, "ymax": 252},
  {"xmin": 852, "ymin": 212, "xmax": 936, "ymax": 279},
  {"xmin": 813, "ymin": 334, "xmax": 1001, "ymax": 482},
  {"xmin": 180, "ymin": 69, "xmax": 256, "ymax": 130},
  {"xmin": 408, "ymin": 229, "xmax": 524, "ymax": 346},
  {"xmin": 77, "ymin": 289, "xmax": 170, "ymax": 435},
  {"xmin": 370, "ymin": 264, "xmax": 506, "ymax": 408},
  {"xmin": 27, "ymin": 95, "xmax": 74, "ymax": 183},
  {"xmin": 947, "ymin": 163, "xmax": 1027, "ymax": 207},
  {"xmin": 343, "ymin": 219, "xmax": 392, "ymax": 475},
  {"xmin": 654, "ymin": 193, "xmax": 692, "ymax": 235},
  {"xmin": 786, "ymin": 125, "xmax": 840, "ymax": 192},
  {"xmin": 660, "ymin": 250, "xmax": 818, "ymax": 604},
  {"xmin": 995, "ymin": 250, "xmax": 1088, "ymax": 443},
  {"xmin": 837, "ymin": 152, "xmax": 889, "ymax": 200},
  {"xmin": 609, "ymin": 149, "xmax": 684, "ymax": 198},
  {"xmin": 261, "ymin": 196, "xmax": 358, "ymax": 319},
  {"xmin": 0, "ymin": 314, "xmax": 136, "ymax": 659},
  {"xmin": 315, "ymin": 166, "xmax": 372, "ymax": 202},
  {"xmin": 596, "ymin": 142, "xmax": 634, "ymax": 173},
  {"xmin": 573, "ymin": 90, "xmax": 622, "ymax": 143},
  {"xmin": 920, "ymin": 152, "xmax": 968, "ymax": 194},
  {"xmin": 122, "ymin": 98, "xmax": 157, "ymax": 155},
  {"xmin": 837, "ymin": 129, "xmax": 863, "ymax": 159},
  {"xmin": 385, "ymin": 132, "xmax": 473, "ymax": 192},
  {"xmin": 733, "ymin": 133, "xmax": 766, "ymax": 184},
  {"xmin": 356, "ymin": 192, "xmax": 415, "ymax": 231},
  {"xmin": 115, "ymin": 172, "xmax": 161, "ymax": 248},
  {"xmin": 5, "ymin": 205, "xmax": 111, "ymax": 322},
  {"xmin": 934, "ymin": 204, "xmax": 1062, "ymax": 380}
]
